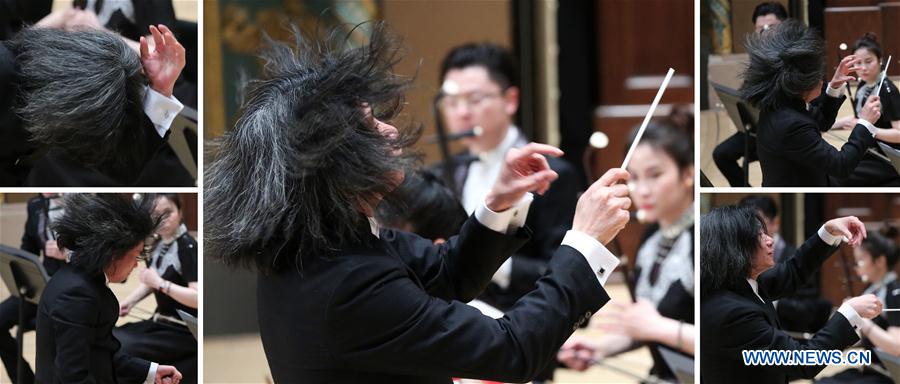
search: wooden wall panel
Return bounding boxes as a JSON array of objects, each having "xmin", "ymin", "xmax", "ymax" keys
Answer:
[{"xmin": 596, "ymin": 0, "xmax": 693, "ymax": 106}]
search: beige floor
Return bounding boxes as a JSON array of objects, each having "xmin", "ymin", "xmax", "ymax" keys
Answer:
[{"xmin": 52, "ymin": 0, "xmax": 198, "ymax": 21}]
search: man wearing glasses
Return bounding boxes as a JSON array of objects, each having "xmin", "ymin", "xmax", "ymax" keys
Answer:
[{"xmin": 436, "ymin": 44, "xmax": 583, "ymax": 324}]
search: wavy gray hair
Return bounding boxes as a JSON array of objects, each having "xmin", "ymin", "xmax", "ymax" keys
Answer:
[
  {"xmin": 205, "ymin": 22, "xmax": 421, "ymax": 273},
  {"xmin": 10, "ymin": 28, "xmax": 150, "ymax": 176},
  {"xmin": 740, "ymin": 19, "xmax": 825, "ymax": 111}
]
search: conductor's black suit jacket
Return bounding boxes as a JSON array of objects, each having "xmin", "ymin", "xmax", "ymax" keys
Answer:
[
  {"xmin": 756, "ymin": 95, "xmax": 876, "ymax": 187},
  {"xmin": 700, "ymin": 235, "xmax": 861, "ymax": 384},
  {"xmin": 258, "ymin": 215, "xmax": 610, "ymax": 383},
  {"xmin": 35, "ymin": 265, "xmax": 151, "ymax": 384}
]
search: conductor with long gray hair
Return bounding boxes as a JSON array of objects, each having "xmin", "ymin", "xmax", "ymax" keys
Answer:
[
  {"xmin": 742, "ymin": 20, "xmax": 882, "ymax": 187},
  {"xmin": 205, "ymin": 22, "xmax": 633, "ymax": 383}
]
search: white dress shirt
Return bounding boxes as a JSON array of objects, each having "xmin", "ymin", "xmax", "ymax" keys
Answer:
[{"xmin": 143, "ymin": 86, "xmax": 184, "ymax": 138}]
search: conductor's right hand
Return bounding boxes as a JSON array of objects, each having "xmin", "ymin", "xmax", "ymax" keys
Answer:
[
  {"xmin": 860, "ymin": 95, "xmax": 882, "ymax": 123},
  {"xmin": 572, "ymin": 168, "xmax": 631, "ymax": 245},
  {"xmin": 846, "ymin": 294, "xmax": 883, "ymax": 319}
]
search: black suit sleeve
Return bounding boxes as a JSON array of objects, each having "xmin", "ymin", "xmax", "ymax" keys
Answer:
[
  {"xmin": 112, "ymin": 350, "xmax": 153, "ymax": 384},
  {"xmin": 809, "ymin": 92, "xmax": 843, "ymax": 133},
  {"xmin": 48, "ymin": 288, "xmax": 147, "ymax": 383},
  {"xmin": 758, "ymin": 234, "xmax": 838, "ymax": 301},
  {"xmin": 381, "ymin": 215, "xmax": 528, "ymax": 302},
  {"xmin": 131, "ymin": 0, "xmax": 177, "ymax": 34},
  {"xmin": 328, "ymin": 245, "xmax": 610, "ymax": 383},
  {"xmin": 781, "ymin": 116, "xmax": 875, "ymax": 179},
  {"xmin": 718, "ymin": 304, "xmax": 859, "ymax": 379}
]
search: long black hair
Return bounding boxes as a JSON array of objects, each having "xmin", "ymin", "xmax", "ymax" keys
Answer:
[
  {"xmin": 205, "ymin": 22, "xmax": 421, "ymax": 273},
  {"xmin": 700, "ymin": 204, "xmax": 768, "ymax": 297},
  {"xmin": 54, "ymin": 194, "xmax": 160, "ymax": 274},
  {"xmin": 740, "ymin": 19, "xmax": 825, "ymax": 112}
]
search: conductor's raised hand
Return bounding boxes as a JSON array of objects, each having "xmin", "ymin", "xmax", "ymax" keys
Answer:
[
  {"xmin": 572, "ymin": 168, "xmax": 631, "ymax": 245},
  {"xmin": 830, "ymin": 54, "xmax": 863, "ymax": 89},
  {"xmin": 485, "ymin": 143, "xmax": 563, "ymax": 212},
  {"xmin": 824, "ymin": 216, "xmax": 867, "ymax": 247},
  {"xmin": 141, "ymin": 25, "xmax": 186, "ymax": 98}
]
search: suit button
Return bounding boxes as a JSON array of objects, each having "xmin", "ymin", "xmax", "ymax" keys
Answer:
[{"xmin": 585, "ymin": 311, "xmax": 592, "ymax": 319}]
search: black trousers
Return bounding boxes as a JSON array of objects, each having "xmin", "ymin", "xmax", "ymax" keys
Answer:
[
  {"xmin": 712, "ymin": 131, "xmax": 757, "ymax": 187},
  {"xmin": 114, "ymin": 319, "xmax": 197, "ymax": 384},
  {"xmin": 0, "ymin": 297, "xmax": 36, "ymax": 384}
]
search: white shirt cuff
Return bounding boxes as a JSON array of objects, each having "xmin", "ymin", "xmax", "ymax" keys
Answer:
[
  {"xmin": 474, "ymin": 193, "xmax": 534, "ymax": 235},
  {"xmin": 143, "ymin": 362, "xmax": 158, "ymax": 384},
  {"xmin": 817, "ymin": 225, "xmax": 844, "ymax": 246},
  {"xmin": 491, "ymin": 258, "xmax": 513, "ymax": 289},
  {"xmin": 826, "ymin": 83, "xmax": 844, "ymax": 98},
  {"xmin": 837, "ymin": 302, "xmax": 865, "ymax": 334},
  {"xmin": 561, "ymin": 230, "xmax": 620, "ymax": 286},
  {"xmin": 856, "ymin": 118, "xmax": 878, "ymax": 137},
  {"xmin": 143, "ymin": 86, "xmax": 184, "ymax": 138}
]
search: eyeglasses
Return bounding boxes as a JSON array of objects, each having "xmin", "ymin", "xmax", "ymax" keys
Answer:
[{"xmin": 438, "ymin": 91, "xmax": 501, "ymax": 111}]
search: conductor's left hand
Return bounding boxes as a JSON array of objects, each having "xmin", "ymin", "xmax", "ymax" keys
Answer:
[
  {"xmin": 824, "ymin": 216, "xmax": 867, "ymax": 247},
  {"xmin": 156, "ymin": 365, "xmax": 182, "ymax": 384},
  {"xmin": 485, "ymin": 143, "xmax": 563, "ymax": 212},
  {"xmin": 141, "ymin": 25, "xmax": 186, "ymax": 98}
]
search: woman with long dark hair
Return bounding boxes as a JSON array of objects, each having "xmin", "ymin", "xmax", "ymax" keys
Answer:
[
  {"xmin": 742, "ymin": 20, "xmax": 882, "ymax": 186},
  {"xmin": 700, "ymin": 204, "xmax": 883, "ymax": 383}
]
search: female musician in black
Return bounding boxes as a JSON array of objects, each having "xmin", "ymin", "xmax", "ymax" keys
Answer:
[
  {"xmin": 832, "ymin": 33, "xmax": 900, "ymax": 186},
  {"xmin": 558, "ymin": 123, "xmax": 695, "ymax": 381},
  {"xmin": 114, "ymin": 194, "xmax": 198, "ymax": 384},
  {"xmin": 818, "ymin": 228, "xmax": 900, "ymax": 383}
]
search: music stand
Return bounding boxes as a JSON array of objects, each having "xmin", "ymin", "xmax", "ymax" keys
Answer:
[
  {"xmin": 711, "ymin": 82, "xmax": 760, "ymax": 186},
  {"xmin": 167, "ymin": 107, "xmax": 198, "ymax": 181},
  {"xmin": 0, "ymin": 245, "xmax": 50, "ymax": 384},
  {"xmin": 875, "ymin": 142, "xmax": 900, "ymax": 178},
  {"xmin": 657, "ymin": 346, "xmax": 694, "ymax": 384},
  {"xmin": 874, "ymin": 348, "xmax": 900, "ymax": 384},
  {"xmin": 176, "ymin": 309, "xmax": 198, "ymax": 339}
]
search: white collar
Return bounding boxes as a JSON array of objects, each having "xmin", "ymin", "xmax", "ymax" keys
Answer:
[
  {"xmin": 746, "ymin": 278, "xmax": 765, "ymax": 303},
  {"xmin": 103, "ymin": 271, "xmax": 110, "ymax": 286},
  {"xmin": 475, "ymin": 126, "xmax": 520, "ymax": 163},
  {"xmin": 367, "ymin": 217, "xmax": 380, "ymax": 239}
]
